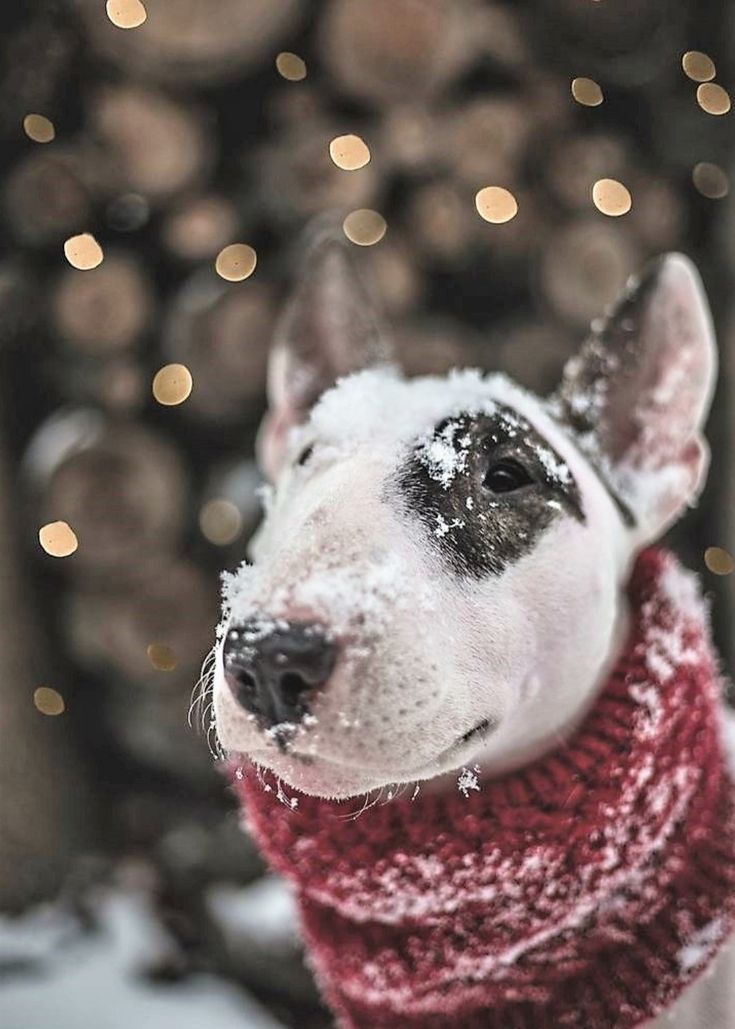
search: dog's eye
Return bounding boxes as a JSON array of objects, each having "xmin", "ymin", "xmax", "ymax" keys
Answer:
[
  {"xmin": 483, "ymin": 458, "xmax": 533, "ymax": 494},
  {"xmin": 296, "ymin": 444, "xmax": 314, "ymax": 467}
]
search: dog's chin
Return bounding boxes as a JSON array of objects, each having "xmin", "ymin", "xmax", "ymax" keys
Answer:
[
  {"xmin": 239, "ymin": 749, "xmax": 413, "ymax": 800},
  {"xmin": 231, "ymin": 718, "xmax": 500, "ymax": 800}
]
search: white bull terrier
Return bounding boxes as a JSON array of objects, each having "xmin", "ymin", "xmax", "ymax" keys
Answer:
[{"xmin": 212, "ymin": 229, "xmax": 735, "ymax": 1029}]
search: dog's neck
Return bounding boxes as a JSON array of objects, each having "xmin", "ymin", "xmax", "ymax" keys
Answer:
[{"xmin": 231, "ymin": 550, "xmax": 735, "ymax": 1029}]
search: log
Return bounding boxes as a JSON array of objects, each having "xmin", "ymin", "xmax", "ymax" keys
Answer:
[
  {"xmin": 393, "ymin": 317, "xmax": 479, "ymax": 378},
  {"xmin": 259, "ymin": 120, "xmax": 379, "ymax": 225},
  {"xmin": 66, "ymin": 559, "xmax": 216, "ymax": 691},
  {"xmin": 24, "ymin": 413, "xmax": 188, "ymax": 583},
  {"xmin": 161, "ymin": 195, "xmax": 240, "ymax": 262},
  {"xmin": 474, "ymin": 187, "xmax": 551, "ymax": 262},
  {"xmin": 442, "ymin": 96, "xmax": 532, "ymax": 188},
  {"xmin": 408, "ymin": 178, "xmax": 546, "ymax": 268},
  {"xmin": 51, "ymin": 252, "xmax": 155, "ymax": 354},
  {"xmin": 626, "ymin": 175, "xmax": 685, "ymax": 252},
  {"xmin": 57, "ymin": 358, "xmax": 146, "ymax": 416},
  {"xmin": 535, "ymin": 0, "xmax": 680, "ymax": 86},
  {"xmin": 362, "ymin": 233, "xmax": 424, "ymax": 316},
  {"xmin": 66, "ymin": 561, "xmax": 215, "ymax": 687},
  {"xmin": 79, "ymin": 0, "xmax": 305, "ymax": 87},
  {"xmin": 407, "ymin": 179, "xmax": 477, "ymax": 266},
  {"xmin": 65, "ymin": 559, "xmax": 219, "ymax": 784},
  {"xmin": 163, "ymin": 272, "xmax": 276, "ymax": 424},
  {"xmin": 379, "ymin": 105, "xmax": 438, "ymax": 175},
  {"xmin": 652, "ymin": 94, "xmax": 734, "ymax": 173},
  {"xmin": 473, "ymin": 3, "xmax": 532, "ymax": 72},
  {"xmin": 266, "ymin": 84, "xmax": 325, "ymax": 133},
  {"xmin": 105, "ymin": 191, "xmax": 151, "ymax": 233},
  {"xmin": 88, "ymin": 84, "xmax": 213, "ymax": 202},
  {"xmin": 0, "ymin": 429, "xmax": 87, "ymax": 912},
  {"xmin": 545, "ymin": 133, "xmax": 630, "ymax": 212},
  {"xmin": 0, "ymin": 259, "xmax": 40, "ymax": 349},
  {"xmin": 0, "ymin": 16, "xmax": 73, "ymax": 132},
  {"xmin": 540, "ymin": 0, "xmax": 664, "ymax": 46},
  {"xmin": 494, "ymin": 319, "xmax": 577, "ymax": 396},
  {"xmin": 320, "ymin": 0, "xmax": 478, "ymax": 108},
  {"xmin": 538, "ymin": 217, "xmax": 640, "ymax": 329},
  {"xmin": 4, "ymin": 149, "xmax": 92, "ymax": 245}
]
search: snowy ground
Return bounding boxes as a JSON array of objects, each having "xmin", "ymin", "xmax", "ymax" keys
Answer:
[{"xmin": 0, "ymin": 887, "xmax": 287, "ymax": 1029}]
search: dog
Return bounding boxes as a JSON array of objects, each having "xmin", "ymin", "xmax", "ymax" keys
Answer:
[{"xmin": 213, "ymin": 229, "xmax": 735, "ymax": 1028}]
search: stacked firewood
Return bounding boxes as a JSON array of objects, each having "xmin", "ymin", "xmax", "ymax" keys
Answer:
[{"xmin": 0, "ymin": 0, "xmax": 733, "ymax": 1023}]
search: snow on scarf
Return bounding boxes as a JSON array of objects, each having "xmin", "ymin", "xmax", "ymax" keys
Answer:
[{"xmin": 230, "ymin": 549, "xmax": 735, "ymax": 1028}]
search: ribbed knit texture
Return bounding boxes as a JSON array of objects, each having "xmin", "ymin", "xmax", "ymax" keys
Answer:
[{"xmin": 231, "ymin": 549, "xmax": 735, "ymax": 1028}]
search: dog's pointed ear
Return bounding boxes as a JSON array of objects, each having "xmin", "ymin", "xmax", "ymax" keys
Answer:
[
  {"xmin": 257, "ymin": 226, "xmax": 395, "ymax": 480},
  {"xmin": 554, "ymin": 253, "xmax": 717, "ymax": 542}
]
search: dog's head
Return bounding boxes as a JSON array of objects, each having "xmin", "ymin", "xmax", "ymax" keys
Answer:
[{"xmin": 213, "ymin": 232, "xmax": 716, "ymax": 799}]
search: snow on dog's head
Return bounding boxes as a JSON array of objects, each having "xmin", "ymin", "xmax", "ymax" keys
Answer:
[{"xmin": 213, "ymin": 227, "xmax": 716, "ymax": 799}]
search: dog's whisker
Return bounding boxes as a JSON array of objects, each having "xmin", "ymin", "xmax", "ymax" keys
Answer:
[
  {"xmin": 353, "ymin": 786, "xmax": 386, "ymax": 821},
  {"xmin": 205, "ymin": 723, "xmax": 225, "ymax": 761},
  {"xmin": 199, "ymin": 700, "xmax": 215, "ymax": 733},
  {"xmin": 190, "ymin": 645, "xmax": 217, "ymax": 733},
  {"xmin": 380, "ymin": 781, "xmax": 409, "ymax": 805},
  {"xmin": 337, "ymin": 787, "xmax": 379, "ymax": 822}
]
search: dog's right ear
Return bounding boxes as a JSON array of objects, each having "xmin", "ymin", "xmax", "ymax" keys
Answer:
[
  {"xmin": 257, "ymin": 227, "xmax": 394, "ymax": 480},
  {"xmin": 553, "ymin": 253, "xmax": 717, "ymax": 543}
]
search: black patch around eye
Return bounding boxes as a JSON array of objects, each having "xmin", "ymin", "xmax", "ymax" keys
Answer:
[
  {"xmin": 388, "ymin": 405, "xmax": 585, "ymax": 578},
  {"xmin": 483, "ymin": 458, "xmax": 533, "ymax": 494}
]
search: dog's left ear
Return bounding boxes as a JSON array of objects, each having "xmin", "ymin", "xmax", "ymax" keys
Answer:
[
  {"xmin": 257, "ymin": 227, "xmax": 394, "ymax": 480},
  {"xmin": 554, "ymin": 253, "xmax": 717, "ymax": 543}
]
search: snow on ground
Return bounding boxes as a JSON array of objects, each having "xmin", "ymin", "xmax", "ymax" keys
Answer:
[
  {"xmin": 207, "ymin": 874, "xmax": 298, "ymax": 951},
  {"xmin": 0, "ymin": 888, "xmax": 286, "ymax": 1029}
]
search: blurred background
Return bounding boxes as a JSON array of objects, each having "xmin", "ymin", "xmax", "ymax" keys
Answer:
[{"xmin": 0, "ymin": 1, "xmax": 734, "ymax": 1027}]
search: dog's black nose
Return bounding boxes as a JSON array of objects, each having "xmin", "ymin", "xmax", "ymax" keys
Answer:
[{"xmin": 223, "ymin": 620, "xmax": 336, "ymax": 732}]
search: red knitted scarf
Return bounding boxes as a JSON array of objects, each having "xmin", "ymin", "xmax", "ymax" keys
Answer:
[{"xmin": 231, "ymin": 550, "xmax": 735, "ymax": 1029}]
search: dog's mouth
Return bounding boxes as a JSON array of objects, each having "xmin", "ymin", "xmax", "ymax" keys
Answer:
[
  {"xmin": 427, "ymin": 716, "xmax": 499, "ymax": 766},
  {"xmin": 269, "ymin": 716, "xmax": 496, "ymax": 756},
  {"xmin": 259, "ymin": 716, "xmax": 500, "ymax": 782},
  {"xmin": 459, "ymin": 718, "xmax": 495, "ymax": 745}
]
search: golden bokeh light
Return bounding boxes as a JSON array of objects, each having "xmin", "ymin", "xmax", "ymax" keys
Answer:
[
  {"xmin": 342, "ymin": 208, "xmax": 387, "ymax": 246},
  {"xmin": 276, "ymin": 51, "xmax": 307, "ymax": 82},
  {"xmin": 696, "ymin": 82, "xmax": 731, "ymax": 115},
  {"xmin": 571, "ymin": 77, "xmax": 604, "ymax": 107},
  {"xmin": 475, "ymin": 186, "xmax": 518, "ymax": 224},
  {"xmin": 692, "ymin": 162, "xmax": 729, "ymax": 199},
  {"xmin": 39, "ymin": 521, "xmax": 78, "ymax": 558},
  {"xmin": 63, "ymin": 234, "xmax": 104, "ymax": 270},
  {"xmin": 146, "ymin": 643, "xmax": 178, "ymax": 672},
  {"xmin": 152, "ymin": 363, "xmax": 193, "ymax": 406},
  {"xmin": 704, "ymin": 546, "xmax": 735, "ymax": 576},
  {"xmin": 33, "ymin": 686, "xmax": 66, "ymax": 716},
  {"xmin": 682, "ymin": 50, "xmax": 716, "ymax": 83},
  {"xmin": 23, "ymin": 113, "xmax": 56, "ymax": 143},
  {"xmin": 199, "ymin": 498, "xmax": 243, "ymax": 546},
  {"xmin": 592, "ymin": 178, "xmax": 632, "ymax": 216},
  {"xmin": 215, "ymin": 243, "xmax": 257, "ymax": 282},
  {"xmin": 329, "ymin": 134, "xmax": 371, "ymax": 171},
  {"xmin": 105, "ymin": 0, "xmax": 148, "ymax": 30}
]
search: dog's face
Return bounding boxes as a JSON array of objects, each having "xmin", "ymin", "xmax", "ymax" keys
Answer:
[{"xmin": 213, "ymin": 237, "xmax": 716, "ymax": 799}]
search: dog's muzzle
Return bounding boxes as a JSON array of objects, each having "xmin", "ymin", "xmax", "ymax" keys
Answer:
[{"xmin": 223, "ymin": 620, "xmax": 337, "ymax": 734}]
